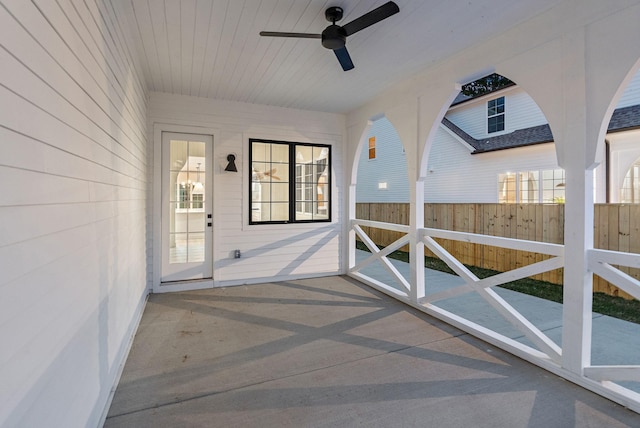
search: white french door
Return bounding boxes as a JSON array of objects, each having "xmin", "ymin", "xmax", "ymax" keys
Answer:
[{"xmin": 161, "ymin": 132, "xmax": 213, "ymax": 282}]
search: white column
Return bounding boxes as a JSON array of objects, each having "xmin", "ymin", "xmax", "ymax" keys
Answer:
[
  {"xmin": 387, "ymin": 102, "xmax": 424, "ymax": 302},
  {"xmin": 410, "ymin": 179, "xmax": 425, "ymax": 301},
  {"xmin": 347, "ymin": 184, "xmax": 357, "ymax": 272},
  {"xmin": 344, "ymin": 120, "xmax": 372, "ymax": 275},
  {"xmin": 562, "ymin": 166, "xmax": 594, "ymax": 373},
  {"xmin": 559, "ymin": 29, "xmax": 594, "ymax": 374}
]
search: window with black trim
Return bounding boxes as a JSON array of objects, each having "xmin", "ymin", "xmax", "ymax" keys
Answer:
[
  {"xmin": 250, "ymin": 139, "xmax": 331, "ymax": 224},
  {"xmin": 487, "ymin": 96, "xmax": 505, "ymax": 133}
]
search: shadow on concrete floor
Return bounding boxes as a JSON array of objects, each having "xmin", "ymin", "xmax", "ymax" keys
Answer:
[{"xmin": 105, "ymin": 276, "xmax": 640, "ymax": 428}]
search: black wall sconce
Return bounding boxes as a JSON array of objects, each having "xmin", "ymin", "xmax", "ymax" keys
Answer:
[{"xmin": 225, "ymin": 154, "xmax": 238, "ymax": 172}]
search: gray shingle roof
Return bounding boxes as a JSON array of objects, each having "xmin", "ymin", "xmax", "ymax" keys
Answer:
[
  {"xmin": 608, "ymin": 104, "xmax": 640, "ymax": 132},
  {"xmin": 441, "ymin": 117, "xmax": 552, "ymax": 153},
  {"xmin": 442, "ymin": 104, "xmax": 640, "ymax": 154}
]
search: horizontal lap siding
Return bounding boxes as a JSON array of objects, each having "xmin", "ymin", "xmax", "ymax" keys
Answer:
[
  {"xmin": 616, "ymin": 68, "xmax": 640, "ymax": 109},
  {"xmin": 0, "ymin": 1, "xmax": 148, "ymax": 427},
  {"xmin": 148, "ymin": 93, "xmax": 344, "ymax": 284},
  {"xmin": 446, "ymin": 87, "xmax": 548, "ymax": 140},
  {"xmin": 356, "ymin": 118, "xmax": 409, "ymax": 203},
  {"xmin": 425, "ymin": 133, "xmax": 560, "ymax": 203}
]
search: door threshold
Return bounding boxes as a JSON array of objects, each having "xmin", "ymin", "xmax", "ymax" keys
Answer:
[{"xmin": 155, "ymin": 278, "xmax": 214, "ymax": 293}]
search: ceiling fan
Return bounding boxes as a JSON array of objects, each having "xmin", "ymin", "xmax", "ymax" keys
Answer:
[{"xmin": 259, "ymin": 1, "xmax": 400, "ymax": 71}]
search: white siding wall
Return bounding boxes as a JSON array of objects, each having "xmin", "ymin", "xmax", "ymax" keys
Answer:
[
  {"xmin": 0, "ymin": 1, "xmax": 149, "ymax": 427},
  {"xmin": 616, "ymin": 67, "xmax": 640, "ymax": 109},
  {"xmin": 148, "ymin": 93, "xmax": 344, "ymax": 286},
  {"xmin": 426, "ymin": 133, "xmax": 559, "ymax": 202},
  {"xmin": 446, "ymin": 86, "xmax": 548, "ymax": 139},
  {"xmin": 356, "ymin": 117, "xmax": 410, "ymax": 202}
]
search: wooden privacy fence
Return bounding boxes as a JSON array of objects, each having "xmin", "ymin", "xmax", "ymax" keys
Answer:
[{"xmin": 355, "ymin": 203, "xmax": 640, "ymax": 299}]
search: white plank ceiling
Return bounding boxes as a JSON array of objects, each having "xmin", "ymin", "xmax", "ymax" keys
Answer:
[{"xmin": 112, "ymin": 0, "xmax": 560, "ymax": 113}]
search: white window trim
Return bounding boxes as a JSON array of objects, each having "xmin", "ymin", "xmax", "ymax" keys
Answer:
[{"xmin": 487, "ymin": 96, "xmax": 506, "ymax": 135}]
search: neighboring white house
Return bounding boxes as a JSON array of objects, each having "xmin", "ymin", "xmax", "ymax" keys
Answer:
[
  {"xmin": 356, "ymin": 119, "xmax": 410, "ymax": 202},
  {"xmin": 357, "ymin": 72, "xmax": 640, "ymax": 204}
]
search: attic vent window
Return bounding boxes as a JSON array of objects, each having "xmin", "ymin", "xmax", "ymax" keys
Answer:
[{"xmin": 487, "ymin": 96, "xmax": 505, "ymax": 133}]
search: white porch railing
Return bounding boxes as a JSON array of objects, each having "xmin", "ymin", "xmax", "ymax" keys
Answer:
[
  {"xmin": 348, "ymin": 218, "xmax": 640, "ymax": 413},
  {"xmin": 420, "ymin": 227, "xmax": 564, "ymax": 363},
  {"xmin": 584, "ymin": 249, "xmax": 640, "ymax": 392},
  {"xmin": 350, "ymin": 219, "xmax": 564, "ymax": 362},
  {"xmin": 350, "ymin": 219, "xmax": 410, "ymax": 298}
]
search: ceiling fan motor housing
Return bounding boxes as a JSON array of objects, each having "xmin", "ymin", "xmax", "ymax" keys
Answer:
[
  {"xmin": 321, "ymin": 25, "xmax": 346, "ymax": 50},
  {"xmin": 325, "ymin": 6, "xmax": 344, "ymax": 22}
]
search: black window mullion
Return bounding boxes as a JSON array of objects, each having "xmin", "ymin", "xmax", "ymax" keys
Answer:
[{"xmin": 289, "ymin": 144, "xmax": 296, "ymax": 222}]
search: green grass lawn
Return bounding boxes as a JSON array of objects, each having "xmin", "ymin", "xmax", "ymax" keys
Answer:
[{"xmin": 355, "ymin": 241, "xmax": 640, "ymax": 324}]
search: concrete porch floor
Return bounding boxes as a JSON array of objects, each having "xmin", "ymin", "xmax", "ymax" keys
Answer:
[{"xmin": 105, "ymin": 276, "xmax": 640, "ymax": 427}]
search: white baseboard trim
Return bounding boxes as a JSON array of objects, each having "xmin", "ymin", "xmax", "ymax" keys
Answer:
[
  {"xmin": 94, "ymin": 290, "xmax": 149, "ymax": 427},
  {"xmin": 152, "ymin": 271, "xmax": 341, "ymax": 294}
]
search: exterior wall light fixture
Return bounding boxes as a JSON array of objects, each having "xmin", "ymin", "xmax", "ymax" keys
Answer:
[{"xmin": 225, "ymin": 154, "xmax": 238, "ymax": 172}]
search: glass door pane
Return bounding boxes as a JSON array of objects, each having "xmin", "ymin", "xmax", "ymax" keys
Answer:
[
  {"xmin": 169, "ymin": 139, "xmax": 206, "ymax": 264},
  {"xmin": 162, "ymin": 132, "xmax": 212, "ymax": 282}
]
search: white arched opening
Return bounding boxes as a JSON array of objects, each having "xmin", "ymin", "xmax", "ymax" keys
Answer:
[
  {"xmin": 347, "ymin": 114, "xmax": 414, "ymax": 297},
  {"xmin": 355, "ymin": 117, "xmax": 410, "ymax": 203},
  {"xmin": 415, "ymin": 72, "xmax": 566, "ymax": 363}
]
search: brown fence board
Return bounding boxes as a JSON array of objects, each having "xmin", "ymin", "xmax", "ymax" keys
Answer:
[
  {"xmin": 356, "ymin": 202, "xmax": 639, "ymax": 299},
  {"xmin": 618, "ymin": 205, "xmax": 631, "ymax": 286}
]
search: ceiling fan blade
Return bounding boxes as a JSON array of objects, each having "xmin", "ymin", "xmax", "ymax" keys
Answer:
[
  {"xmin": 342, "ymin": 1, "xmax": 399, "ymax": 36},
  {"xmin": 334, "ymin": 46, "xmax": 354, "ymax": 71},
  {"xmin": 259, "ymin": 31, "xmax": 321, "ymax": 39}
]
